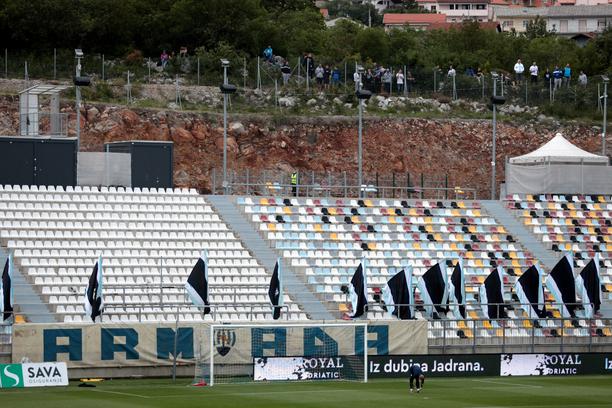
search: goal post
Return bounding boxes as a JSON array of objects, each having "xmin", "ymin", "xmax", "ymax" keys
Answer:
[{"xmin": 195, "ymin": 323, "xmax": 368, "ymax": 386}]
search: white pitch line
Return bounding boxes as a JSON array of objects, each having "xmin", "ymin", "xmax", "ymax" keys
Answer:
[
  {"xmin": 154, "ymin": 389, "xmax": 357, "ymax": 398},
  {"xmin": 472, "ymin": 379, "xmax": 543, "ymax": 389},
  {"xmin": 89, "ymin": 389, "xmax": 151, "ymax": 398}
]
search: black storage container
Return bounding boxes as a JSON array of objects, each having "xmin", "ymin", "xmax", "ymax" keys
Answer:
[
  {"xmin": 0, "ymin": 136, "xmax": 77, "ymax": 187},
  {"xmin": 105, "ymin": 141, "xmax": 173, "ymax": 188}
]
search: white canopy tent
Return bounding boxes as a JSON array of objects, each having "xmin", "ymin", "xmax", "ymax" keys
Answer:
[
  {"xmin": 505, "ymin": 133, "xmax": 612, "ymax": 194},
  {"xmin": 509, "ymin": 133, "xmax": 608, "ymax": 165}
]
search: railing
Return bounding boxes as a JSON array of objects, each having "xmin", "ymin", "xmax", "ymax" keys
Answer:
[
  {"xmin": 368, "ymin": 301, "xmax": 611, "ymax": 353},
  {"xmin": 212, "ymin": 168, "xmax": 476, "ymax": 199}
]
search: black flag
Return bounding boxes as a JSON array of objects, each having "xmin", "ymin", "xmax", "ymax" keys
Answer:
[
  {"xmin": 576, "ymin": 254, "xmax": 602, "ymax": 318},
  {"xmin": 84, "ymin": 255, "xmax": 104, "ymax": 323},
  {"xmin": 448, "ymin": 258, "xmax": 466, "ymax": 319},
  {"xmin": 515, "ymin": 264, "xmax": 547, "ymax": 319},
  {"xmin": 268, "ymin": 260, "xmax": 282, "ymax": 320},
  {"xmin": 480, "ymin": 266, "xmax": 507, "ymax": 321},
  {"xmin": 416, "ymin": 262, "xmax": 448, "ymax": 319},
  {"xmin": 381, "ymin": 266, "xmax": 414, "ymax": 319},
  {"xmin": 1, "ymin": 254, "xmax": 14, "ymax": 321},
  {"xmin": 185, "ymin": 252, "xmax": 211, "ymax": 314},
  {"xmin": 349, "ymin": 261, "xmax": 368, "ymax": 318},
  {"xmin": 545, "ymin": 254, "xmax": 577, "ymax": 318}
]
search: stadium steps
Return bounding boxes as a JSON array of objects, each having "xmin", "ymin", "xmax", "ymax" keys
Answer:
[
  {"xmin": 1, "ymin": 246, "xmax": 57, "ymax": 323},
  {"xmin": 206, "ymin": 195, "xmax": 334, "ymax": 320},
  {"xmin": 480, "ymin": 200, "xmax": 558, "ymax": 271}
]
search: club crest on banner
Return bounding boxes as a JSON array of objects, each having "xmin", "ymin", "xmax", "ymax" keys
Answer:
[{"xmin": 215, "ymin": 329, "xmax": 236, "ymax": 356}]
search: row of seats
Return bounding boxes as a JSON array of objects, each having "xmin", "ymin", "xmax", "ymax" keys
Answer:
[{"xmin": 1, "ymin": 187, "xmax": 303, "ymax": 323}]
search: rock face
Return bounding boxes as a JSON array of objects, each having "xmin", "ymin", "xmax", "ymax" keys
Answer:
[{"xmin": 0, "ymin": 97, "xmax": 602, "ymax": 196}]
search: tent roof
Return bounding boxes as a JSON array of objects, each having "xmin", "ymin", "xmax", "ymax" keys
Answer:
[{"xmin": 509, "ymin": 133, "xmax": 609, "ymax": 164}]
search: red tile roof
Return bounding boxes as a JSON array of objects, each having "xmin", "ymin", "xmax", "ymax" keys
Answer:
[
  {"xmin": 320, "ymin": 8, "xmax": 329, "ymax": 18},
  {"xmin": 383, "ymin": 13, "xmax": 448, "ymax": 25}
]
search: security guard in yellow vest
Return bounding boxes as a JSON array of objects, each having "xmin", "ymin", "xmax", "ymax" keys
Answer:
[{"xmin": 291, "ymin": 172, "xmax": 298, "ymax": 196}]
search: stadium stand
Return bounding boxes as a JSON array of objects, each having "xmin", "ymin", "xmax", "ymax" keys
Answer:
[
  {"xmin": 0, "ymin": 185, "xmax": 307, "ymax": 323},
  {"xmin": 505, "ymin": 194, "xmax": 612, "ymax": 301}
]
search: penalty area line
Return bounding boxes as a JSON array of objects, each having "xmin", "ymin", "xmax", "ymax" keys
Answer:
[
  {"xmin": 88, "ymin": 389, "xmax": 151, "ymax": 398},
  {"xmin": 471, "ymin": 379, "xmax": 543, "ymax": 388}
]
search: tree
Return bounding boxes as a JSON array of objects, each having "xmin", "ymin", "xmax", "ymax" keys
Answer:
[{"xmin": 524, "ymin": 16, "xmax": 550, "ymax": 40}]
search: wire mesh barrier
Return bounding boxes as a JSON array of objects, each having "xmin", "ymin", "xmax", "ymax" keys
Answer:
[
  {"xmin": 3, "ymin": 49, "xmax": 609, "ymax": 118},
  {"xmin": 212, "ymin": 169, "xmax": 477, "ymax": 199}
]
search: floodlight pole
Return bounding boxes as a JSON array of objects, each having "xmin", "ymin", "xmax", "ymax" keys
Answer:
[
  {"xmin": 491, "ymin": 74, "xmax": 498, "ymax": 200},
  {"xmin": 223, "ymin": 64, "xmax": 229, "ymax": 195},
  {"xmin": 603, "ymin": 79, "xmax": 608, "ymax": 156},
  {"xmin": 358, "ymin": 75, "xmax": 364, "ymax": 198},
  {"xmin": 75, "ymin": 53, "xmax": 82, "ymax": 152}
]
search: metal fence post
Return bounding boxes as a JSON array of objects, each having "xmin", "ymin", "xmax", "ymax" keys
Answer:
[
  {"xmin": 197, "ymin": 58, "xmax": 200, "ymax": 86},
  {"xmin": 4, "ymin": 48, "xmax": 7, "ymax": 78},
  {"xmin": 53, "ymin": 48, "xmax": 57, "ymax": 80},
  {"xmin": 102, "ymin": 54, "xmax": 105, "ymax": 81}
]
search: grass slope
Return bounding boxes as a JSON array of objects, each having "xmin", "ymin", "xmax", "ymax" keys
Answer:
[{"xmin": 1, "ymin": 376, "xmax": 611, "ymax": 408}]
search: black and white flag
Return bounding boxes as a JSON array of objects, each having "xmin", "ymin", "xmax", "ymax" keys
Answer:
[
  {"xmin": 448, "ymin": 258, "xmax": 466, "ymax": 319},
  {"xmin": 545, "ymin": 253, "xmax": 577, "ymax": 318},
  {"xmin": 416, "ymin": 261, "xmax": 448, "ymax": 319},
  {"xmin": 480, "ymin": 266, "xmax": 507, "ymax": 321},
  {"xmin": 575, "ymin": 254, "xmax": 602, "ymax": 318},
  {"xmin": 381, "ymin": 265, "xmax": 414, "ymax": 319},
  {"xmin": 349, "ymin": 260, "xmax": 368, "ymax": 319},
  {"xmin": 515, "ymin": 264, "xmax": 546, "ymax": 319},
  {"xmin": 1, "ymin": 253, "xmax": 14, "ymax": 321},
  {"xmin": 185, "ymin": 251, "xmax": 211, "ymax": 314},
  {"xmin": 268, "ymin": 259, "xmax": 283, "ymax": 320},
  {"xmin": 84, "ymin": 255, "xmax": 104, "ymax": 323}
]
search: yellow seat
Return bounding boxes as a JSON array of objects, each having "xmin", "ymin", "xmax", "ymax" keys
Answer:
[
  {"xmin": 473, "ymin": 209, "xmax": 481, "ymax": 217},
  {"xmin": 329, "ymin": 208, "xmax": 337, "ymax": 215},
  {"xmin": 14, "ymin": 314, "xmax": 26, "ymax": 324},
  {"xmin": 351, "ymin": 216, "xmax": 360, "ymax": 224},
  {"xmin": 434, "ymin": 233, "xmax": 443, "ymax": 241},
  {"xmin": 330, "ymin": 233, "xmax": 338, "ymax": 240},
  {"xmin": 388, "ymin": 216, "xmax": 397, "ymax": 224},
  {"xmin": 458, "ymin": 201, "xmax": 466, "ymax": 209},
  {"xmin": 339, "ymin": 304, "xmax": 349, "ymax": 312},
  {"xmin": 267, "ymin": 223, "xmax": 276, "ymax": 231},
  {"xmin": 523, "ymin": 320, "xmax": 533, "ymax": 329},
  {"xmin": 483, "ymin": 320, "xmax": 493, "ymax": 329},
  {"xmin": 364, "ymin": 199, "xmax": 373, "ymax": 207},
  {"xmin": 314, "ymin": 224, "xmax": 322, "ymax": 232},
  {"xmin": 413, "ymin": 243, "xmax": 421, "ymax": 250},
  {"xmin": 283, "ymin": 207, "xmax": 292, "ymax": 215},
  {"xmin": 458, "ymin": 321, "xmax": 467, "ymax": 329},
  {"xmin": 260, "ymin": 198, "xmax": 269, "ymax": 205}
]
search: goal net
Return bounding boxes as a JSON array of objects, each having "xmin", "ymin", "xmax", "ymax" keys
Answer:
[{"xmin": 195, "ymin": 323, "xmax": 368, "ymax": 386}]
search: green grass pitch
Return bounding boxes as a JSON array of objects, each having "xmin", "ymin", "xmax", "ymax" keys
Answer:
[{"xmin": 1, "ymin": 376, "xmax": 611, "ymax": 408}]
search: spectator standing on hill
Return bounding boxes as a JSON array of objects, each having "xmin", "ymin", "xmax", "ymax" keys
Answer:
[
  {"xmin": 529, "ymin": 62, "xmax": 538, "ymax": 83},
  {"xmin": 396, "ymin": 69, "xmax": 405, "ymax": 94},
  {"xmin": 544, "ymin": 68, "xmax": 551, "ymax": 85},
  {"xmin": 280, "ymin": 60, "xmax": 291, "ymax": 86},
  {"xmin": 331, "ymin": 66, "xmax": 341, "ymax": 88},
  {"xmin": 406, "ymin": 69, "xmax": 415, "ymax": 93},
  {"xmin": 514, "ymin": 59, "xmax": 524, "ymax": 84},
  {"xmin": 160, "ymin": 50, "xmax": 169, "ymax": 70},
  {"xmin": 323, "ymin": 64, "xmax": 331, "ymax": 90},
  {"xmin": 578, "ymin": 71, "xmax": 587, "ymax": 87},
  {"xmin": 447, "ymin": 65, "xmax": 456, "ymax": 78},
  {"xmin": 553, "ymin": 65, "xmax": 563, "ymax": 90},
  {"xmin": 382, "ymin": 68, "xmax": 392, "ymax": 94},
  {"xmin": 353, "ymin": 69, "xmax": 361, "ymax": 91},
  {"xmin": 263, "ymin": 45, "xmax": 273, "ymax": 63},
  {"xmin": 563, "ymin": 64, "xmax": 571, "ymax": 86},
  {"xmin": 315, "ymin": 64, "xmax": 324, "ymax": 91},
  {"xmin": 364, "ymin": 69, "xmax": 374, "ymax": 92}
]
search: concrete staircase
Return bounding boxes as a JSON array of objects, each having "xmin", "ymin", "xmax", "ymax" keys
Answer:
[
  {"xmin": 206, "ymin": 195, "xmax": 334, "ymax": 320},
  {"xmin": 480, "ymin": 200, "xmax": 559, "ymax": 271},
  {"xmin": 1, "ymin": 247, "xmax": 56, "ymax": 324}
]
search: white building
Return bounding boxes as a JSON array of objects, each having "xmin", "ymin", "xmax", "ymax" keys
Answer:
[{"xmin": 418, "ymin": 0, "xmax": 491, "ymax": 22}]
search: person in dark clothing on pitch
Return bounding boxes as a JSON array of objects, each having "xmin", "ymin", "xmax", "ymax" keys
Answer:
[{"xmin": 408, "ymin": 363, "xmax": 425, "ymax": 393}]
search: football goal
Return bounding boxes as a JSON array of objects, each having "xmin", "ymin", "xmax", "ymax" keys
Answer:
[{"xmin": 195, "ymin": 323, "xmax": 368, "ymax": 386}]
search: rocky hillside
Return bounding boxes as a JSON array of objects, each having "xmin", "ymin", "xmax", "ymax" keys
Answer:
[{"xmin": 0, "ymin": 89, "xmax": 604, "ymax": 198}]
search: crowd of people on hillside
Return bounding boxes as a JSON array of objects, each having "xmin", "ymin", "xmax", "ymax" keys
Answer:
[{"xmin": 512, "ymin": 59, "xmax": 588, "ymax": 89}]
